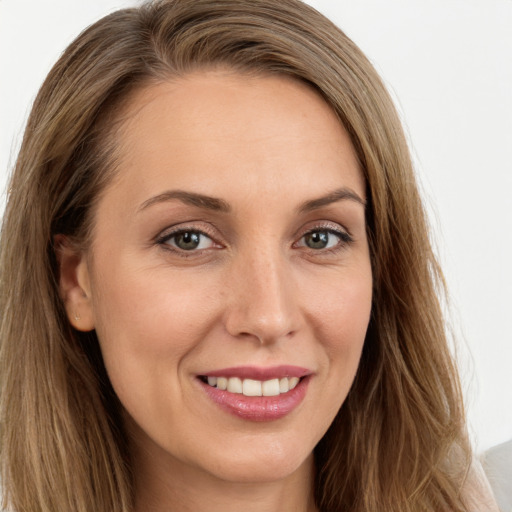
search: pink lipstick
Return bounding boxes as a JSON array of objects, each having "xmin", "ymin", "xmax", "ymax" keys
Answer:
[{"xmin": 197, "ymin": 365, "xmax": 311, "ymax": 421}]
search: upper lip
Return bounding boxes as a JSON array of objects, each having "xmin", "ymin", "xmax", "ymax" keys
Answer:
[{"xmin": 199, "ymin": 365, "xmax": 311, "ymax": 380}]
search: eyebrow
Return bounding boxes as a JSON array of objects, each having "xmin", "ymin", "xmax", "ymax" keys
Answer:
[
  {"xmin": 298, "ymin": 187, "xmax": 366, "ymax": 212},
  {"xmin": 138, "ymin": 190, "xmax": 231, "ymax": 213},
  {"xmin": 138, "ymin": 186, "xmax": 365, "ymax": 214}
]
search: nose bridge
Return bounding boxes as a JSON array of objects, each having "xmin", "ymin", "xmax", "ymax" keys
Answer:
[{"xmin": 224, "ymin": 242, "xmax": 300, "ymax": 343}]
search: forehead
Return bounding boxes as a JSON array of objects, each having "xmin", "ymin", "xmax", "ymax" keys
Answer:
[{"xmin": 104, "ymin": 70, "xmax": 365, "ymax": 210}]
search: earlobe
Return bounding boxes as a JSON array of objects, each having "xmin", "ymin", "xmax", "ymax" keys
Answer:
[{"xmin": 54, "ymin": 235, "xmax": 95, "ymax": 332}]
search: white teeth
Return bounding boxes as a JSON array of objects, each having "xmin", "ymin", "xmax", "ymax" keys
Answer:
[
  {"xmin": 261, "ymin": 378, "xmax": 280, "ymax": 396},
  {"xmin": 279, "ymin": 377, "xmax": 289, "ymax": 393},
  {"xmin": 289, "ymin": 377, "xmax": 299, "ymax": 390},
  {"xmin": 205, "ymin": 376, "xmax": 302, "ymax": 396},
  {"xmin": 243, "ymin": 379, "xmax": 262, "ymax": 396},
  {"xmin": 227, "ymin": 377, "xmax": 242, "ymax": 394}
]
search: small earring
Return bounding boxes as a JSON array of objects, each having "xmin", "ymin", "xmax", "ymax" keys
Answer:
[{"xmin": 73, "ymin": 311, "xmax": 81, "ymax": 321}]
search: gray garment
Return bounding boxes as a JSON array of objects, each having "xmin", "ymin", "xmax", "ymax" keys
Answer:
[{"xmin": 482, "ymin": 439, "xmax": 512, "ymax": 512}]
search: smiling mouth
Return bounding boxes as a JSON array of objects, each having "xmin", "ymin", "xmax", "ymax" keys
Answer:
[
  {"xmin": 199, "ymin": 376, "xmax": 301, "ymax": 397},
  {"xmin": 198, "ymin": 368, "xmax": 310, "ymax": 420}
]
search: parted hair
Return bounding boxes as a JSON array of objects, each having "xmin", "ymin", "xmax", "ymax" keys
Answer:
[{"xmin": 0, "ymin": 0, "xmax": 471, "ymax": 511}]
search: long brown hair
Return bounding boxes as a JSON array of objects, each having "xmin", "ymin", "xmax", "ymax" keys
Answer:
[{"xmin": 0, "ymin": 1, "xmax": 471, "ymax": 510}]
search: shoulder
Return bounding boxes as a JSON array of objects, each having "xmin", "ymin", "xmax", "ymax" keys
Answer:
[
  {"xmin": 462, "ymin": 457, "xmax": 501, "ymax": 512},
  {"xmin": 481, "ymin": 439, "xmax": 512, "ymax": 512}
]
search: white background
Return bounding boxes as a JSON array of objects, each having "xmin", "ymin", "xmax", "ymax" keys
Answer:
[{"xmin": 1, "ymin": 0, "xmax": 511, "ymax": 453}]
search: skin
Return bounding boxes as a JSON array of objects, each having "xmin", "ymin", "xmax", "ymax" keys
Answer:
[{"xmin": 59, "ymin": 70, "xmax": 373, "ymax": 512}]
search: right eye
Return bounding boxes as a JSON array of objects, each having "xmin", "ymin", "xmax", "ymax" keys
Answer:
[{"xmin": 159, "ymin": 230, "xmax": 215, "ymax": 252}]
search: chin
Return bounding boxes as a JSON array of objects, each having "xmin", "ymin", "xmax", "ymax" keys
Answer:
[{"xmin": 201, "ymin": 437, "xmax": 315, "ymax": 484}]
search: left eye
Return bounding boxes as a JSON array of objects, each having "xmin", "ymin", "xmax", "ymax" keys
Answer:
[
  {"xmin": 163, "ymin": 231, "xmax": 214, "ymax": 251},
  {"xmin": 298, "ymin": 229, "xmax": 344, "ymax": 250}
]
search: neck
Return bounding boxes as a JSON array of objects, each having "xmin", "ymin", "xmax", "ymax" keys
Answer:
[{"xmin": 130, "ymin": 432, "xmax": 317, "ymax": 512}]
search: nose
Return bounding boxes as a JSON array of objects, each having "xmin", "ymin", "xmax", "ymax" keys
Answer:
[{"xmin": 223, "ymin": 248, "xmax": 302, "ymax": 345}]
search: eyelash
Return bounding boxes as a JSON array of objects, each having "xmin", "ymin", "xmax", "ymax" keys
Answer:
[
  {"xmin": 155, "ymin": 224, "xmax": 353, "ymax": 256},
  {"xmin": 156, "ymin": 227, "xmax": 219, "ymax": 256},
  {"xmin": 296, "ymin": 226, "xmax": 353, "ymax": 254}
]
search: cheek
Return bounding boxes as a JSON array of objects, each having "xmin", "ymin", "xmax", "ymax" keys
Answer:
[
  {"xmin": 308, "ymin": 263, "xmax": 372, "ymax": 344},
  {"xmin": 89, "ymin": 262, "xmax": 222, "ymax": 400},
  {"xmin": 94, "ymin": 260, "xmax": 216, "ymax": 341},
  {"xmin": 305, "ymin": 266, "xmax": 372, "ymax": 401}
]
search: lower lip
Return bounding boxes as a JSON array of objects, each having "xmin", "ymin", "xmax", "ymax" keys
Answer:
[{"xmin": 198, "ymin": 377, "xmax": 310, "ymax": 421}]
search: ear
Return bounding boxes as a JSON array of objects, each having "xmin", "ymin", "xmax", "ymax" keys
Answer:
[{"xmin": 54, "ymin": 234, "xmax": 95, "ymax": 332}]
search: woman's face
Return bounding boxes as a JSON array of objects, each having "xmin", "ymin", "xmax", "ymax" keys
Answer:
[{"xmin": 65, "ymin": 71, "xmax": 372, "ymax": 484}]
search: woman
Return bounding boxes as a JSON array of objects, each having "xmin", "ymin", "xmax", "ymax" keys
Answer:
[{"xmin": 0, "ymin": 0, "xmax": 499, "ymax": 511}]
